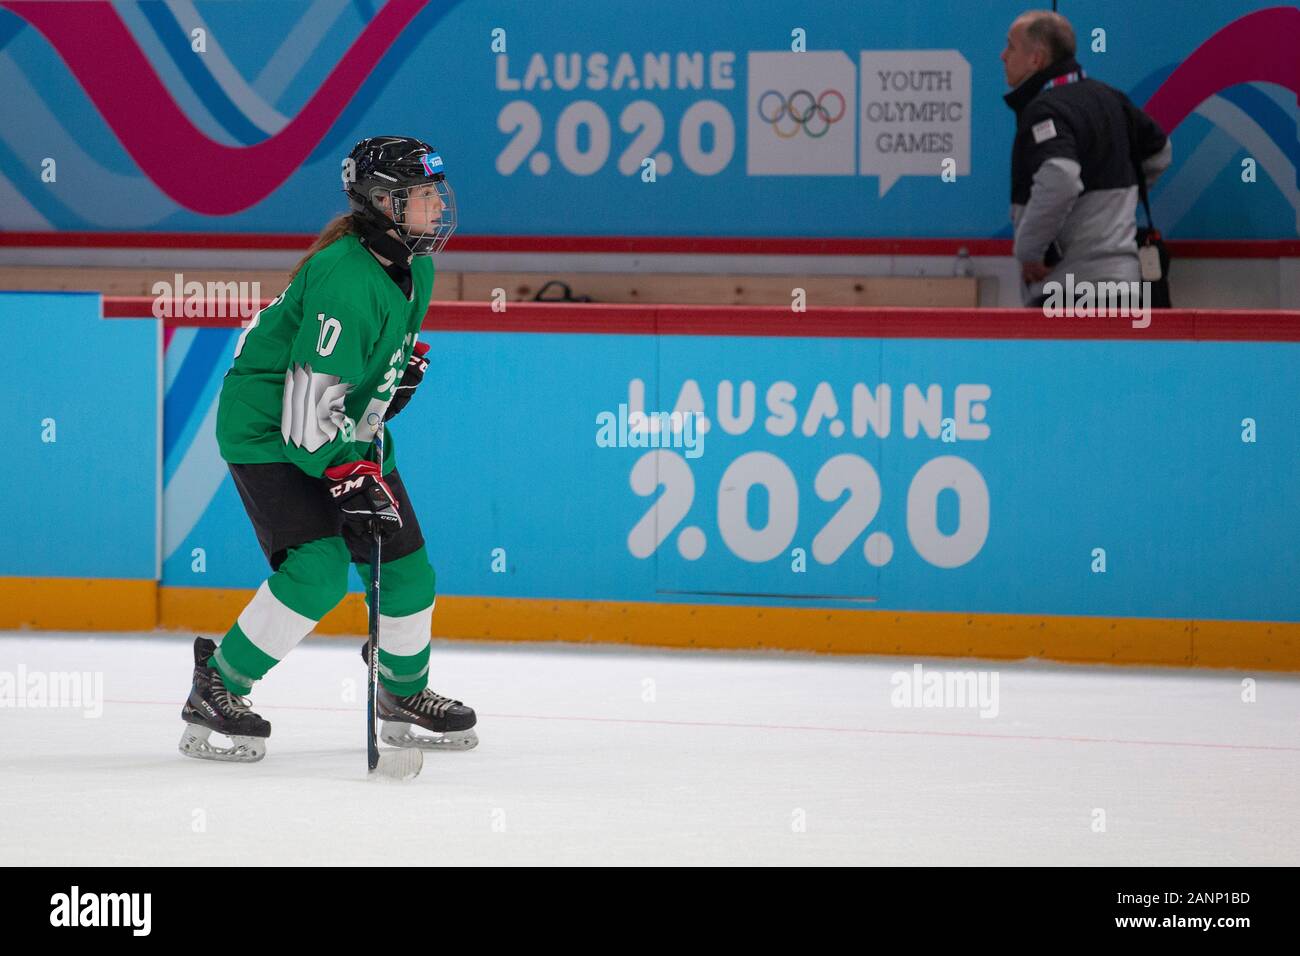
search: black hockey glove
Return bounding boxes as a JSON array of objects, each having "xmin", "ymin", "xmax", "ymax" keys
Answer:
[
  {"xmin": 322, "ymin": 460, "xmax": 402, "ymax": 536},
  {"xmin": 383, "ymin": 341, "xmax": 431, "ymax": 421}
]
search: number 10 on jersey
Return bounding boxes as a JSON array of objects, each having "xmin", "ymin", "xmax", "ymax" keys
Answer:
[{"xmin": 316, "ymin": 313, "xmax": 342, "ymax": 357}]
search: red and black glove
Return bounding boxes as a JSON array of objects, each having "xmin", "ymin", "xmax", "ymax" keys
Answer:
[
  {"xmin": 383, "ymin": 341, "xmax": 431, "ymax": 422},
  {"xmin": 322, "ymin": 460, "xmax": 402, "ymax": 536}
]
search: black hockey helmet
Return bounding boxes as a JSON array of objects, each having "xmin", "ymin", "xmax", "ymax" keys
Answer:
[{"xmin": 341, "ymin": 136, "xmax": 457, "ymax": 258}]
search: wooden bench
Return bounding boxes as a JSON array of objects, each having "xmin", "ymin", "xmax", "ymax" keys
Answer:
[{"xmin": 0, "ymin": 267, "xmax": 977, "ymax": 307}]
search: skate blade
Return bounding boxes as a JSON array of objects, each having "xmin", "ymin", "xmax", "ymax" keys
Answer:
[
  {"xmin": 178, "ymin": 723, "xmax": 266, "ymax": 763},
  {"xmin": 381, "ymin": 722, "xmax": 479, "ymax": 751},
  {"xmin": 370, "ymin": 747, "xmax": 423, "ymax": 781}
]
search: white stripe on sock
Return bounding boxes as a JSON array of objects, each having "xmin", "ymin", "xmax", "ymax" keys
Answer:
[
  {"xmin": 378, "ymin": 602, "xmax": 433, "ymax": 658},
  {"xmin": 237, "ymin": 580, "xmax": 317, "ymax": 660}
]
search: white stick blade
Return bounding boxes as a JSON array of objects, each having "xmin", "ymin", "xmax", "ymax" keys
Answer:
[{"xmin": 371, "ymin": 747, "xmax": 423, "ymax": 781}]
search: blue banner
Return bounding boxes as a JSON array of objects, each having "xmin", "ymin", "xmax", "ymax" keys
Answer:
[
  {"xmin": 158, "ymin": 321, "xmax": 1300, "ymax": 623},
  {"xmin": 4, "ymin": 293, "xmax": 159, "ymax": 579},
  {"xmin": 0, "ymin": 0, "xmax": 1295, "ymax": 240}
]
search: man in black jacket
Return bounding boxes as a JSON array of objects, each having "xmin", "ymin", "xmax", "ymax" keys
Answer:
[{"xmin": 1001, "ymin": 11, "xmax": 1172, "ymax": 305}]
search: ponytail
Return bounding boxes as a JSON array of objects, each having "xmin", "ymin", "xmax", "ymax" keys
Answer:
[{"xmin": 289, "ymin": 214, "xmax": 358, "ymax": 281}]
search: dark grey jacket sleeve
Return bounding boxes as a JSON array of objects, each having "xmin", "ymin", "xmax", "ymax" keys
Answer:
[
  {"xmin": 1123, "ymin": 96, "xmax": 1172, "ymax": 186},
  {"xmin": 1012, "ymin": 101, "xmax": 1084, "ymax": 263}
]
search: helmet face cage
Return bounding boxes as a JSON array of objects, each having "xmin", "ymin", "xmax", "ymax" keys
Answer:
[
  {"xmin": 342, "ymin": 137, "xmax": 458, "ymax": 257},
  {"xmin": 375, "ymin": 176, "xmax": 457, "ymax": 256}
]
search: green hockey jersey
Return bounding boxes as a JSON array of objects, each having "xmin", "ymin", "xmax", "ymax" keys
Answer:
[{"xmin": 215, "ymin": 234, "xmax": 434, "ymax": 477}]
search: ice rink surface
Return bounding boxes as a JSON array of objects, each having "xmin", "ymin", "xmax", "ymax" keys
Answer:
[{"xmin": 1, "ymin": 630, "xmax": 1296, "ymax": 866}]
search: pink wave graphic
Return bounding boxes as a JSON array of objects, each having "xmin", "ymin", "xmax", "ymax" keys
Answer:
[
  {"xmin": 1143, "ymin": 6, "xmax": 1300, "ymax": 132},
  {"xmin": 0, "ymin": 0, "xmax": 429, "ymax": 215}
]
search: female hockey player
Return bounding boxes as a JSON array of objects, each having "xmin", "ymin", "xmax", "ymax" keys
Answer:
[{"xmin": 179, "ymin": 136, "xmax": 477, "ymax": 763}]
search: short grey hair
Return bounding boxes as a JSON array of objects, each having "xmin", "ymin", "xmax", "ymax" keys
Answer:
[{"xmin": 1018, "ymin": 11, "xmax": 1076, "ymax": 64}]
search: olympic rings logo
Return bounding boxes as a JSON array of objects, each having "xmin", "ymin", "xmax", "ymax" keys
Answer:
[{"xmin": 757, "ymin": 89, "xmax": 846, "ymax": 138}]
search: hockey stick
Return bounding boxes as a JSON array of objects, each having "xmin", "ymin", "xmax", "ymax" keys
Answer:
[{"xmin": 366, "ymin": 423, "xmax": 423, "ymax": 781}]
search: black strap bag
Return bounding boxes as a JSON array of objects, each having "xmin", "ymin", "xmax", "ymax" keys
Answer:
[{"xmin": 1127, "ymin": 106, "xmax": 1172, "ymax": 308}]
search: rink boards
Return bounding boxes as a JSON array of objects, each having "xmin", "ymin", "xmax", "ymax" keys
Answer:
[{"xmin": 5, "ymin": 293, "xmax": 1300, "ymax": 669}]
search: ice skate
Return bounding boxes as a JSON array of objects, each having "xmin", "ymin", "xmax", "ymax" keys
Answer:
[
  {"xmin": 362, "ymin": 642, "xmax": 478, "ymax": 750},
  {"xmin": 179, "ymin": 637, "xmax": 271, "ymax": 763}
]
